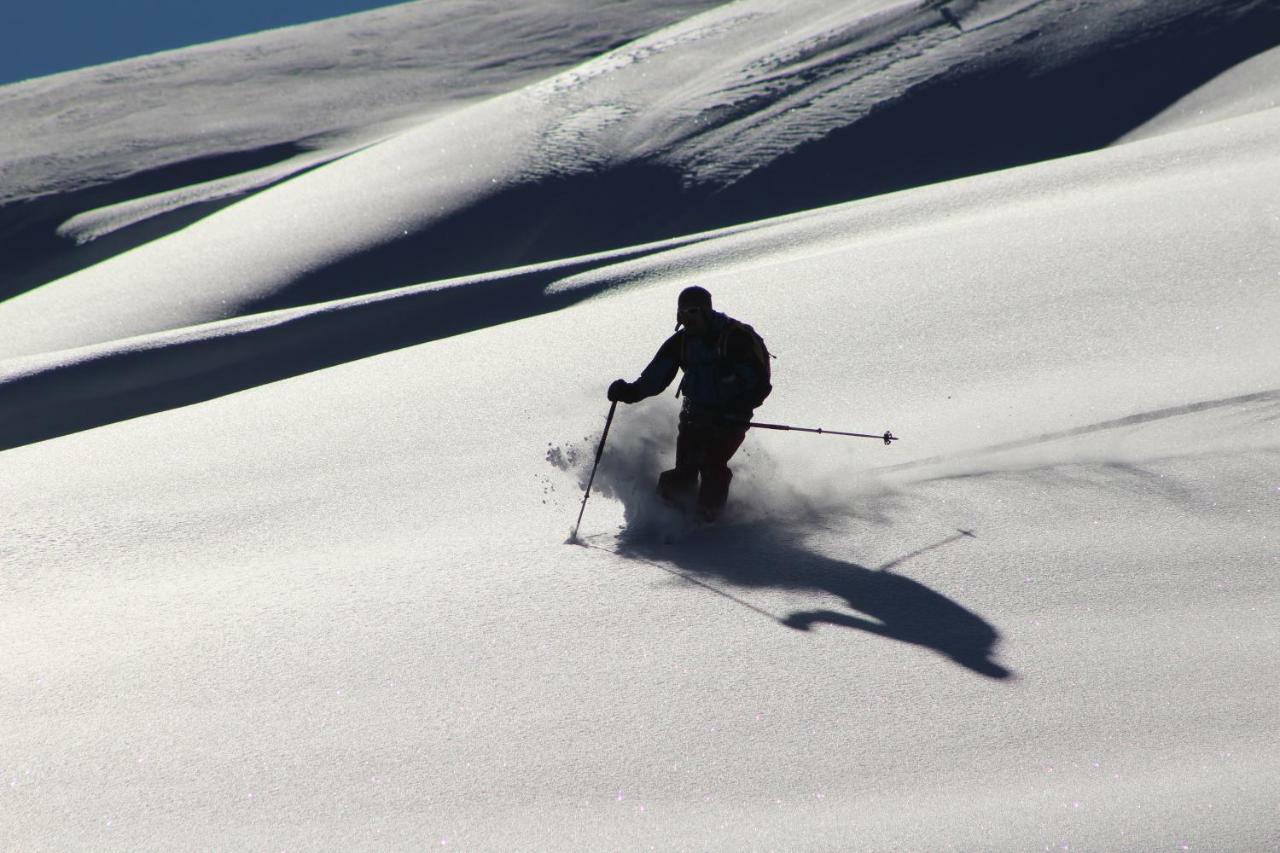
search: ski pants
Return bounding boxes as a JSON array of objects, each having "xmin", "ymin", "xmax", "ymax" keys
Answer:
[{"xmin": 657, "ymin": 416, "xmax": 747, "ymax": 517}]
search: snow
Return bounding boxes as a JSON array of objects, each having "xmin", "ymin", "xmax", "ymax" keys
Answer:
[
  {"xmin": 1121, "ymin": 42, "xmax": 1280, "ymax": 142},
  {"xmin": 2, "ymin": 0, "xmax": 1279, "ymax": 849},
  {"xmin": 0, "ymin": 0, "xmax": 725, "ymax": 204},
  {"xmin": 6, "ymin": 0, "xmax": 1276, "ymax": 357}
]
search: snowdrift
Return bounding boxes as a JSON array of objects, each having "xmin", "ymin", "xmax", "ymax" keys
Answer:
[
  {"xmin": 0, "ymin": 0, "xmax": 726, "ymax": 301},
  {"xmin": 2, "ymin": 0, "xmax": 1277, "ymax": 358}
]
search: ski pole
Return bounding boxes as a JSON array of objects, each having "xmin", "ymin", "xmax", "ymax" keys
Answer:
[
  {"xmin": 569, "ymin": 400, "xmax": 618, "ymax": 543},
  {"xmin": 745, "ymin": 420, "xmax": 898, "ymax": 445}
]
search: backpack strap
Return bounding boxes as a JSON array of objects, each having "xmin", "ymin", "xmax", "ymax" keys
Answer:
[{"xmin": 675, "ymin": 329, "xmax": 688, "ymax": 398}]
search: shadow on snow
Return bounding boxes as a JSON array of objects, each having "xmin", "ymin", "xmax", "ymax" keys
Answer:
[
  {"xmin": 608, "ymin": 525, "xmax": 1013, "ymax": 681},
  {"xmin": 0, "ymin": 241, "xmax": 695, "ymax": 452}
]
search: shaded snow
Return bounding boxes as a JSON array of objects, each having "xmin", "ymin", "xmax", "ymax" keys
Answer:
[{"xmin": 1120, "ymin": 42, "xmax": 1280, "ymax": 141}]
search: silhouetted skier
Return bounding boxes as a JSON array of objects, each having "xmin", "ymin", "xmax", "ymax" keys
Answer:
[{"xmin": 607, "ymin": 286, "xmax": 771, "ymax": 521}]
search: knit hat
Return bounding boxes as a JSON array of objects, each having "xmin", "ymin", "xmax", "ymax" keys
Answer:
[{"xmin": 677, "ymin": 285, "xmax": 712, "ymax": 310}]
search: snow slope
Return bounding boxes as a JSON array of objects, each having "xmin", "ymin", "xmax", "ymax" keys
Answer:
[
  {"xmin": 3, "ymin": 0, "xmax": 1276, "ymax": 357},
  {"xmin": 1121, "ymin": 41, "xmax": 1280, "ymax": 141},
  {"xmin": 2, "ymin": 0, "xmax": 1279, "ymax": 849},
  {"xmin": 0, "ymin": 0, "xmax": 726, "ymax": 301},
  {"xmin": 0, "ymin": 0, "xmax": 724, "ymax": 205}
]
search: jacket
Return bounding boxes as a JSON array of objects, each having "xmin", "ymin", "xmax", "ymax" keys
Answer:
[{"xmin": 627, "ymin": 311, "xmax": 765, "ymax": 421}]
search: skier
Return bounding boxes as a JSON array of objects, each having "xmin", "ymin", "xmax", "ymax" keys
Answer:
[{"xmin": 607, "ymin": 285, "xmax": 771, "ymax": 521}]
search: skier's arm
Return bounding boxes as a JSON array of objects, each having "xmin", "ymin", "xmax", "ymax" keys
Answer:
[{"xmin": 608, "ymin": 334, "xmax": 681, "ymax": 403}]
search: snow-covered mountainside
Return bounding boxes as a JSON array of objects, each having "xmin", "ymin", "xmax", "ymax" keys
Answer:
[
  {"xmin": 3, "ymin": 0, "xmax": 1276, "ymax": 357},
  {"xmin": 2, "ymin": 0, "xmax": 1278, "ymax": 849},
  {"xmin": 0, "ymin": 0, "xmax": 726, "ymax": 304}
]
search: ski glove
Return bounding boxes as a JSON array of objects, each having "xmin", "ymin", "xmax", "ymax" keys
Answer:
[{"xmin": 607, "ymin": 379, "xmax": 642, "ymax": 404}]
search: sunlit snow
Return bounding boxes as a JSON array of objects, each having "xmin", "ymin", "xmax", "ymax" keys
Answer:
[{"xmin": 2, "ymin": 0, "xmax": 1278, "ymax": 849}]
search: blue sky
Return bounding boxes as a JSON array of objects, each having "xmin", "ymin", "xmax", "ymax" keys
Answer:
[{"xmin": 0, "ymin": 1, "xmax": 410, "ymax": 85}]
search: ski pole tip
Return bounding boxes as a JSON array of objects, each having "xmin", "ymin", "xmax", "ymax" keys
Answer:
[{"xmin": 883, "ymin": 431, "xmax": 897, "ymax": 445}]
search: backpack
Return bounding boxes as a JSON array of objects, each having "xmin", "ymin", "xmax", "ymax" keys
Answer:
[
  {"xmin": 675, "ymin": 317, "xmax": 772, "ymax": 408},
  {"xmin": 722, "ymin": 318, "xmax": 773, "ymax": 408}
]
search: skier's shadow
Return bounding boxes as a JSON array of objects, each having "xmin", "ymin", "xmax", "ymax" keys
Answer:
[{"xmin": 616, "ymin": 526, "xmax": 1013, "ymax": 680}]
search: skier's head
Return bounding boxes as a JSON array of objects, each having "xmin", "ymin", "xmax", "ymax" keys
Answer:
[{"xmin": 677, "ymin": 286, "xmax": 713, "ymax": 333}]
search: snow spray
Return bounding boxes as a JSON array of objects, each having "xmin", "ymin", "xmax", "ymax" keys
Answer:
[{"xmin": 549, "ymin": 400, "xmax": 902, "ymax": 542}]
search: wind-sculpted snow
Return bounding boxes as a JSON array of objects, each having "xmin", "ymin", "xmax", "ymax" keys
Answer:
[
  {"xmin": 0, "ymin": 0, "xmax": 726, "ymax": 299},
  {"xmin": 3, "ymin": 100, "xmax": 1278, "ymax": 448},
  {"xmin": 0, "ymin": 231, "xmax": 732, "ymax": 451},
  {"xmin": 51, "ymin": 148, "xmax": 347, "ymax": 247},
  {"xmin": 2, "ymin": 0, "xmax": 1277, "ymax": 358},
  {"xmin": 0, "ymin": 0, "xmax": 726, "ymax": 205}
]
